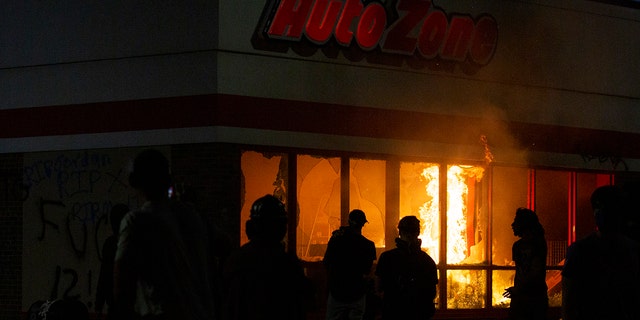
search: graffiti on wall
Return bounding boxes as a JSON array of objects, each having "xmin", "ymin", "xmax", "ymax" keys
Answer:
[
  {"xmin": 0, "ymin": 176, "xmax": 30, "ymax": 203},
  {"xmin": 21, "ymin": 148, "xmax": 160, "ymax": 311}
]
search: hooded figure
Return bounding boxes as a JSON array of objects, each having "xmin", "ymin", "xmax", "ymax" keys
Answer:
[{"xmin": 375, "ymin": 215, "xmax": 438, "ymax": 320}]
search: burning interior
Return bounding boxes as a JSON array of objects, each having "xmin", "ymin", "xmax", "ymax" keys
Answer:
[{"xmin": 240, "ymin": 150, "xmax": 612, "ymax": 312}]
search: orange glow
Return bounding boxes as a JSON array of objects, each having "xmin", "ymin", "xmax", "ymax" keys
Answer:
[
  {"xmin": 446, "ymin": 165, "xmax": 486, "ymax": 308},
  {"xmin": 413, "ymin": 164, "xmax": 486, "ymax": 308},
  {"xmin": 417, "ymin": 165, "xmax": 485, "ymax": 265},
  {"xmin": 448, "ymin": 165, "xmax": 485, "ymax": 264},
  {"xmin": 447, "ymin": 165, "xmax": 469, "ymax": 264},
  {"xmin": 418, "ymin": 165, "xmax": 440, "ymax": 263}
]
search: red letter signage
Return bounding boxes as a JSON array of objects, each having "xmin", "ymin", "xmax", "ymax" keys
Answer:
[{"xmin": 254, "ymin": 0, "xmax": 499, "ymax": 74}]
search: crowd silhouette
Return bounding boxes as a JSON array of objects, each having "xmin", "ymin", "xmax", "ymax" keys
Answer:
[{"xmin": 27, "ymin": 149, "xmax": 640, "ymax": 320}]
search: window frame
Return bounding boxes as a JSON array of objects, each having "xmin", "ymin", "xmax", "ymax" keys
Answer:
[{"xmin": 240, "ymin": 148, "xmax": 614, "ymax": 313}]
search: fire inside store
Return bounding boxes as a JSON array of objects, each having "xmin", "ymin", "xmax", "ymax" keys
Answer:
[{"xmin": 240, "ymin": 150, "xmax": 613, "ymax": 317}]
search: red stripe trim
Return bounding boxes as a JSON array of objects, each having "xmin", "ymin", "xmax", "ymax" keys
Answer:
[
  {"xmin": 1, "ymin": 94, "xmax": 639, "ymax": 159},
  {"xmin": 0, "ymin": 95, "xmax": 216, "ymax": 138}
]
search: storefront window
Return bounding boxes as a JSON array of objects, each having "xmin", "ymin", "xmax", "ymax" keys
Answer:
[
  {"xmin": 575, "ymin": 173, "xmax": 612, "ymax": 240},
  {"xmin": 241, "ymin": 148, "xmax": 613, "ymax": 314},
  {"xmin": 492, "ymin": 270, "xmax": 515, "ymax": 307},
  {"xmin": 399, "ymin": 162, "xmax": 440, "ymax": 261},
  {"xmin": 535, "ymin": 170, "xmax": 569, "ymax": 253},
  {"xmin": 447, "ymin": 269, "xmax": 486, "ymax": 309},
  {"xmin": 400, "ymin": 162, "xmax": 488, "ymax": 310},
  {"xmin": 240, "ymin": 151, "xmax": 288, "ymax": 245},
  {"xmin": 535, "ymin": 170, "xmax": 569, "ymax": 307},
  {"xmin": 492, "ymin": 166, "xmax": 530, "ymax": 267},
  {"xmin": 446, "ymin": 165, "xmax": 487, "ymax": 265},
  {"xmin": 296, "ymin": 155, "xmax": 341, "ymax": 261},
  {"xmin": 349, "ymin": 158, "xmax": 386, "ymax": 248}
]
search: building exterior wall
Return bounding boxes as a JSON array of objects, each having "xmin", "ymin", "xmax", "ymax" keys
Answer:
[
  {"xmin": 0, "ymin": 153, "xmax": 23, "ymax": 320},
  {"xmin": 0, "ymin": 1, "xmax": 638, "ymax": 165},
  {"xmin": 0, "ymin": 1, "xmax": 639, "ymax": 319}
]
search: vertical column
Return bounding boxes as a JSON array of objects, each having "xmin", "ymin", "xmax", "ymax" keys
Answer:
[
  {"xmin": 568, "ymin": 172, "xmax": 577, "ymax": 244},
  {"xmin": 385, "ymin": 160, "xmax": 400, "ymax": 249},
  {"xmin": 527, "ymin": 169, "xmax": 536, "ymax": 211},
  {"xmin": 439, "ymin": 164, "xmax": 447, "ymax": 310},
  {"xmin": 341, "ymin": 157, "xmax": 349, "ymax": 224},
  {"xmin": 287, "ymin": 153, "xmax": 298, "ymax": 254}
]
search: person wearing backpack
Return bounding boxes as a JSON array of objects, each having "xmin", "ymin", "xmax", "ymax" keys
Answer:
[{"xmin": 375, "ymin": 216, "xmax": 438, "ymax": 320}]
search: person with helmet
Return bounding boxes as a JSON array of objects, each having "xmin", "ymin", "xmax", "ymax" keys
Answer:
[
  {"xmin": 114, "ymin": 149, "xmax": 215, "ymax": 320},
  {"xmin": 222, "ymin": 194, "xmax": 313, "ymax": 320},
  {"xmin": 375, "ymin": 215, "xmax": 438, "ymax": 320},
  {"xmin": 323, "ymin": 209, "xmax": 377, "ymax": 320}
]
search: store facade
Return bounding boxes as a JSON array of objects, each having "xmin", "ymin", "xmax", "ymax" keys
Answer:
[{"xmin": 1, "ymin": 1, "xmax": 639, "ymax": 319}]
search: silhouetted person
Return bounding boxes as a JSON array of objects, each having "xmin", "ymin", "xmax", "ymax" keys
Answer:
[
  {"xmin": 206, "ymin": 220, "xmax": 232, "ymax": 320},
  {"xmin": 114, "ymin": 149, "xmax": 214, "ymax": 320},
  {"xmin": 222, "ymin": 194, "xmax": 312, "ymax": 320},
  {"xmin": 375, "ymin": 216, "xmax": 438, "ymax": 320},
  {"xmin": 503, "ymin": 208, "xmax": 548, "ymax": 320},
  {"xmin": 173, "ymin": 184, "xmax": 232, "ymax": 320},
  {"xmin": 95, "ymin": 203, "xmax": 129, "ymax": 320},
  {"xmin": 562, "ymin": 185, "xmax": 640, "ymax": 320},
  {"xmin": 323, "ymin": 209, "xmax": 377, "ymax": 320}
]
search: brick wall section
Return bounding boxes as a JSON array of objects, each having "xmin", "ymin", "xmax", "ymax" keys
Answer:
[
  {"xmin": 171, "ymin": 143, "xmax": 242, "ymax": 247},
  {"xmin": 0, "ymin": 153, "xmax": 23, "ymax": 320}
]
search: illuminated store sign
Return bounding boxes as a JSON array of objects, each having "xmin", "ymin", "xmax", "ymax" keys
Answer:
[{"xmin": 253, "ymin": 0, "xmax": 498, "ymax": 74}]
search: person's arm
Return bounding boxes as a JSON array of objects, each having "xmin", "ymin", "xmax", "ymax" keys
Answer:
[
  {"xmin": 429, "ymin": 266, "xmax": 438, "ymax": 301},
  {"xmin": 374, "ymin": 254, "xmax": 386, "ymax": 298},
  {"xmin": 363, "ymin": 242, "xmax": 377, "ymax": 275},
  {"xmin": 426, "ymin": 255, "xmax": 438, "ymax": 301},
  {"xmin": 504, "ymin": 242, "xmax": 518, "ymax": 298}
]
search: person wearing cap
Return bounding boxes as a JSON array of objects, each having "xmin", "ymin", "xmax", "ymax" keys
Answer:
[
  {"xmin": 562, "ymin": 185, "xmax": 640, "ymax": 320},
  {"xmin": 113, "ymin": 149, "xmax": 214, "ymax": 320},
  {"xmin": 323, "ymin": 209, "xmax": 377, "ymax": 320},
  {"xmin": 222, "ymin": 194, "xmax": 313, "ymax": 320},
  {"xmin": 375, "ymin": 215, "xmax": 438, "ymax": 320}
]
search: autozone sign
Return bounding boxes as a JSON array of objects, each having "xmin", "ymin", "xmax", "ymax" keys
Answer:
[{"xmin": 253, "ymin": 0, "xmax": 498, "ymax": 74}]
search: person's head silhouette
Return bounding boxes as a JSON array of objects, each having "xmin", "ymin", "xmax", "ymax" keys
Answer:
[
  {"xmin": 128, "ymin": 149, "xmax": 171, "ymax": 201},
  {"xmin": 511, "ymin": 208, "xmax": 544, "ymax": 238},
  {"xmin": 591, "ymin": 185, "xmax": 625, "ymax": 234},
  {"xmin": 348, "ymin": 209, "xmax": 368, "ymax": 228},
  {"xmin": 246, "ymin": 195, "xmax": 288, "ymax": 243},
  {"xmin": 398, "ymin": 215, "xmax": 421, "ymax": 238}
]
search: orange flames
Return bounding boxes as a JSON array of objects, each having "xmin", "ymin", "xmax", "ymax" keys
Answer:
[
  {"xmin": 417, "ymin": 165, "xmax": 484, "ymax": 264},
  {"xmin": 412, "ymin": 164, "xmax": 487, "ymax": 308},
  {"xmin": 418, "ymin": 165, "xmax": 440, "ymax": 263}
]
